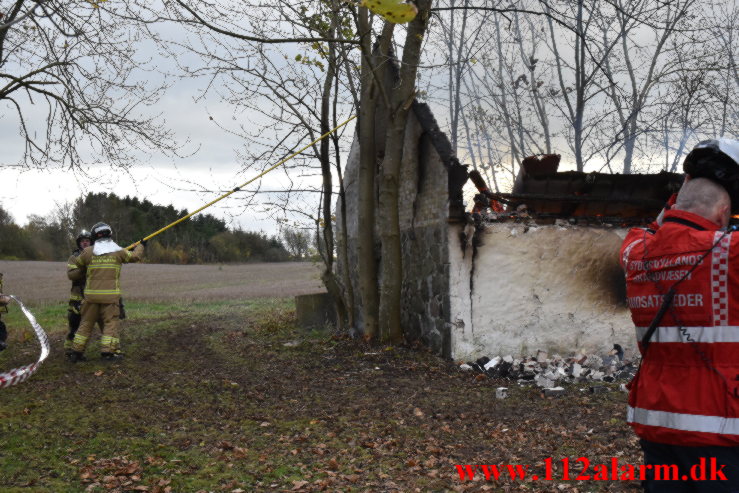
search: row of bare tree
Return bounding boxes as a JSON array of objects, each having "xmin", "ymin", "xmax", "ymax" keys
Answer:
[
  {"xmin": 431, "ymin": 0, "xmax": 738, "ymax": 190},
  {"xmin": 2, "ymin": 0, "xmax": 737, "ymax": 342}
]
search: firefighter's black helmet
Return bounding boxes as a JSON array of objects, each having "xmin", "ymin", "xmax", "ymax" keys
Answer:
[
  {"xmin": 683, "ymin": 138, "xmax": 739, "ymax": 212},
  {"xmin": 91, "ymin": 222, "xmax": 113, "ymax": 241},
  {"xmin": 76, "ymin": 229, "xmax": 92, "ymax": 249}
]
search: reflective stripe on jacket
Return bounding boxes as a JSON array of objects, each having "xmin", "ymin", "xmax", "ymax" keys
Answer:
[
  {"xmin": 67, "ymin": 250, "xmax": 85, "ymax": 302},
  {"xmin": 74, "ymin": 244, "xmax": 144, "ymax": 304},
  {"xmin": 620, "ymin": 208, "xmax": 739, "ymax": 447}
]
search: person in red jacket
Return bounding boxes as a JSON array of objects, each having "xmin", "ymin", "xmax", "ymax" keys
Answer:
[{"xmin": 621, "ymin": 139, "xmax": 739, "ymax": 492}]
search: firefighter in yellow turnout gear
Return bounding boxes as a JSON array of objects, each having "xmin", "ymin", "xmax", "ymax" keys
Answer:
[
  {"xmin": 68, "ymin": 222, "xmax": 145, "ymax": 362},
  {"xmin": 65, "ymin": 230, "xmax": 92, "ymax": 355}
]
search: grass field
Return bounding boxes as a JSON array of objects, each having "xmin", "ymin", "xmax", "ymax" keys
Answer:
[{"xmin": 0, "ymin": 262, "xmax": 643, "ymax": 492}]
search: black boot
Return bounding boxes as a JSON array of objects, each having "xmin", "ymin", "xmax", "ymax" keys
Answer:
[
  {"xmin": 0, "ymin": 320, "xmax": 7, "ymax": 352},
  {"xmin": 64, "ymin": 337, "xmax": 74, "ymax": 356},
  {"xmin": 101, "ymin": 352, "xmax": 123, "ymax": 361},
  {"xmin": 68, "ymin": 351, "xmax": 86, "ymax": 363}
]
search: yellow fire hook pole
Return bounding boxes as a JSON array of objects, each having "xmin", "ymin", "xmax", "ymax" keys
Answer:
[{"xmin": 125, "ymin": 115, "xmax": 357, "ymax": 250}]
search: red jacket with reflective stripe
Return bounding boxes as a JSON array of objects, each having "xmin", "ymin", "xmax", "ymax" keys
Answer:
[{"xmin": 620, "ymin": 209, "xmax": 739, "ymax": 447}]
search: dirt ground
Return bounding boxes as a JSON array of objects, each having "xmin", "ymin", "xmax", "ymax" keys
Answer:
[
  {"xmin": 0, "ymin": 260, "xmax": 325, "ymax": 304},
  {"xmin": 0, "ymin": 298, "xmax": 643, "ymax": 492}
]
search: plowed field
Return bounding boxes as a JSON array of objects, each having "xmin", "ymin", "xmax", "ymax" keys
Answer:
[{"xmin": 0, "ymin": 260, "xmax": 325, "ymax": 303}]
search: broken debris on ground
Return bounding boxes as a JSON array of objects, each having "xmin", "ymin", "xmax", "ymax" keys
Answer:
[{"xmin": 459, "ymin": 344, "xmax": 637, "ymax": 393}]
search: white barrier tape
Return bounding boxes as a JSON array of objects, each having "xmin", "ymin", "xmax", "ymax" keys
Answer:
[{"xmin": 0, "ymin": 295, "xmax": 50, "ymax": 388}]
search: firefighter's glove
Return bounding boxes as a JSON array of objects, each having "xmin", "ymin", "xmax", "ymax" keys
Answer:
[{"xmin": 140, "ymin": 239, "xmax": 148, "ymax": 248}]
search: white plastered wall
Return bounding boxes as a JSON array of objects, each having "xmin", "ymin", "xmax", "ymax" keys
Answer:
[{"xmin": 449, "ymin": 223, "xmax": 634, "ymax": 360}]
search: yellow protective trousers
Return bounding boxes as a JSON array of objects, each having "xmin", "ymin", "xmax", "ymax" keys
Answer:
[{"xmin": 71, "ymin": 301, "xmax": 120, "ymax": 354}]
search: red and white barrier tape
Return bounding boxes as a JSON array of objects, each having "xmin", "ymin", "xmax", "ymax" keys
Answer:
[{"xmin": 0, "ymin": 295, "xmax": 50, "ymax": 388}]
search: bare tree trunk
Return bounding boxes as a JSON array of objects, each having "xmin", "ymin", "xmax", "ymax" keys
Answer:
[
  {"xmin": 489, "ymin": 14, "xmax": 522, "ymax": 173},
  {"xmin": 461, "ymin": 75, "xmax": 502, "ymax": 190},
  {"xmin": 378, "ymin": 1, "xmax": 432, "ymax": 344},
  {"xmin": 446, "ymin": 0, "xmax": 456, "ymax": 151},
  {"xmin": 622, "ymin": 125, "xmax": 637, "ymax": 174},
  {"xmin": 356, "ymin": 6, "xmax": 379, "ymax": 340},
  {"xmin": 449, "ymin": 0, "xmax": 470, "ymax": 153},
  {"xmin": 514, "ymin": 12, "xmax": 551, "ymax": 153},
  {"xmin": 331, "ymin": 61, "xmax": 355, "ymax": 330},
  {"xmin": 547, "ymin": 0, "xmax": 592, "ymax": 172},
  {"xmin": 336, "ymin": 161, "xmax": 355, "ymax": 329},
  {"xmin": 573, "ymin": 0, "xmax": 586, "ymax": 172},
  {"xmin": 482, "ymin": 126, "xmax": 502, "ymax": 193},
  {"xmin": 460, "ymin": 103, "xmax": 478, "ymax": 170},
  {"xmin": 318, "ymin": 4, "xmax": 348, "ymax": 331}
]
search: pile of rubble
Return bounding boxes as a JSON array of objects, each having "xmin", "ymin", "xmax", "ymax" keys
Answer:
[{"xmin": 459, "ymin": 345, "xmax": 638, "ymax": 392}]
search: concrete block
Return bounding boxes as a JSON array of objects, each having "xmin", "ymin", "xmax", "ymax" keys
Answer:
[
  {"xmin": 590, "ymin": 371, "xmax": 605, "ymax": 381},
  {"xmin": 543, "ymin": 370, "xmax": 558, "ymax": 381},
  {"xmin": 536, "ymin": 350, "xmax": 548, "ymax": 363},
  {"xmin": 295, "ymin": 293, "xmax": 336, "ymax": 330},
  {"xmin": 535, "ymin": 374, "xmax": 555, "ymax": 388}
]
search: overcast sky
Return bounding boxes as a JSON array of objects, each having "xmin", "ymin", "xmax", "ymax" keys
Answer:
[
  {"xmin": 0, "ymin": 87, "xmax": 302, "ymax": 234},
  {"xmin": 6, "ymin": 2, "xmax": 712, "ymax": 233},
  {"xmin": 0, "ymin": 12, "xmax": 331, "ymax": 236}
]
